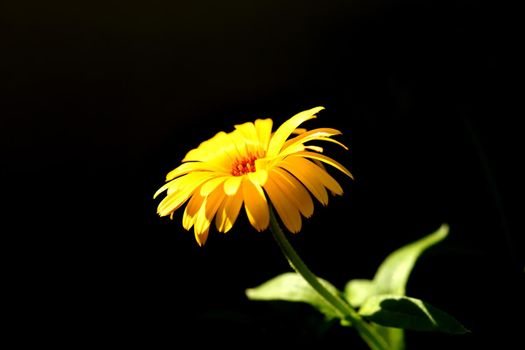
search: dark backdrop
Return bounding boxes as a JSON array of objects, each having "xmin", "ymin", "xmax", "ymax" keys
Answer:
[{"xmin": 3, "ymin": 1, "xmax": 522, "ymax": 349}]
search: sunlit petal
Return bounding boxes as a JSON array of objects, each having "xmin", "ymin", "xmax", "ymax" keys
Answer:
[
  {"xmin": 224, "ymin": 176, "xmax": 243, "ymax": 196},
  {"xmin": 215, "ymin": 189, "xmax": 244, "ymax": 233},
  {"xmin": 264, "ymin": 176, "xmax": 302, "ymax": 233},
  {"xmin": 280, "ymin": 158, "xmax": 329, "ymax": 205},
  {"xmin": 248, "ymin": 168, "xmax": 268, "ymax": 186},
  {"xmin": 282, "ymin": 127, "xmax": 342, "ymax": 151},
  {"xmin": 235, "ymin": 121, "xmax": 259, "ymax": 153},
  {"xmin": 194, "ymin": 187, "xmax": 225, "ymax": 238},
  {"xmin": 200, "ymin": 176, "xmax": 228, "ymax": 196},
  {"xmin": 267, "ymin": 106, "xmax": 324, "ymax": 157},
  {"xmin": 287, "ymin": 156, "xmax": 343, "ymax": 195},
  {"xmin": 183, "ymin": 190, "xmax": 205, "ymax": 230},
  {"xmin": 166, "ymin": 161, "xmax": 223, "ymax": 181},
  {"xmin": 294, "ymin": 151, "xmax": 354, "ymax": 179},
  {"xmin": 271, "ymin": 168, "xmax": 314, "ymax": 218},
  {"xmin": 242, "ymin": 178, "xmax": 269, "ymax": 231},
  {"xmin": 194, "ymin": 226, "xmax": 210, "ymax": 247},
  {"xmin": 255, "ymin": 118, "xmax": 273, "ymax": 151}
]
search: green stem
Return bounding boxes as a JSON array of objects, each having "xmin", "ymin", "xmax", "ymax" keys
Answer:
[{"xmin": 269, "ymin": 206, "xmax": 389, "ymax": 350}]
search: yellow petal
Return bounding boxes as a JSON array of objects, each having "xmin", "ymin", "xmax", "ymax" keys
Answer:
[
  {"xmin": 288, "ymin": 156, "xmax": 343, "ymax": 195},
  {"xmin": 194, "ymin": 226, "xmax": 210, "ymax": 247},
  {"xmin": 235, "ymin": 121, "xmax": 259, "ymax": 153},
  {"xmin": 224, "ymin": 176, "xmax": 243, "ymax": 196},
  {"xmin": 155, "ymin": 172, "xmax": 215, "ymax": 199},
  {"xmin": 194, "ymin": 187, "xmax": 225, "ymax": 238},
  {"xmin": 215, "ymin": 189, "xmax": 244, "ymax": 233},
  {"xmin": 263, "ymin": 176, "xmax": 302, "ymax": 233},
  {"xmin": 292, "ymin": 127, "xmax": 307, "ymax": 135},
  {"xmin": 304, "ymin": 145, "xmax": 323, "ymax": 153},
  {"xmin": 182, "ymin": 131, "xmax": 235, "ymax": 163},
  {"xmin": 156, "ymin": 173, "xmax": 215, "ymax": 215},
  {"xmin": 242, "ymin": 177, "xmax": 269, "ymax": 231},
  {"xmin": 280, "ymin": 158, "xmax": 329, "ymax": 205},
  {"xmin": 165, "ymin": 161, "xmax": 222, "ymax": 181},
  {"xmin": 200, "ymin": 176, "xmax": 228, "ymax": 196},
  {"xmin": 153, "ymin": 181, "xmax": 172, "ymax": 199},
  {"xmin": 316, "ymin": 137, "xmax": 349, "ymax": 150},
  {"xmin": 227, "ymin": 129, "xmax": 249, "ymax": 158},
  {"xmin": 282, "ymin": 127, "xmax": 342, "ymax": 151},
  {"xmin": 182, "ymin": 190, "xmax": 205, "ymax": 230},
  {"xmin": 267, "ymin": 106, "xmax": 324, "ymax": 157},
  {"xmin": 157, "ymin": 187, "xmax": 195, "ymax": 217},
  {"xmin": 248, "ymin": 168, "xmax": 268, "ymax": 186},
  {"xmin": 254, "ymin": 118, "xmax": 273, "ymax": 151},
  {"xmin": 154, "ymin": 174, "xmax": 194, "ymax": 199},
  {"xmin": 273, "ymin": 143, "xmax": 305, "ymax": 159},
  {"xmin": 271, "ymin": 168, "xmax": 314, "ymax": 218},
  {"xmin": 294, "ymin": 151, "xmax": 354, "ymax": 179}
]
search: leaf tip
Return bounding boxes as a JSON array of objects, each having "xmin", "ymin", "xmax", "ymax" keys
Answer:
[
  {"xmin": 437, "ymin": 223, "xmax": 450, "ymax": 239},
  {"xmin": 452, "ymin": 324, "xmax": 471, "ymax": 335},
  {"xmin": 245, "ymin": 288, "xmax": 256, "ymax": 299}
]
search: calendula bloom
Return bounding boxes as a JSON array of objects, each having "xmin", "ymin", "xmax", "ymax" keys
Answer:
[{"xmin": 154, "ymin": 106, "xmax": 353, "ymax": 246}]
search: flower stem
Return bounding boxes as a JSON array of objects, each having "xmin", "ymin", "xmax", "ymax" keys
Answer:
[{"xmin": 268, "ymin": 206, "xmax": 389, "ymax": 350}]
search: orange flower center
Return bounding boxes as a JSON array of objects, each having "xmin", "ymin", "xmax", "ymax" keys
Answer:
[{"xmin": 231, "ymin": 153, "xmax": 258, "ymax": 176}]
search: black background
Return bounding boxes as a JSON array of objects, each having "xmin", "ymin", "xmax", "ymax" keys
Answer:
[{"xmin": 3, "ymin": 1, "xmax": 522, "ymax": 348}]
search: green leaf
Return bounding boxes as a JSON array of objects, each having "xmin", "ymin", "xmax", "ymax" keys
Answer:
[
  {"xmin": 342, "ymin": 224, "xmax": 454, "ymax": 348},
  {"xmin": 373, "ymin": 325, "xmax": 405, "ymax": 350},
  {"xmin": 344, "ymin": 279, "xmax": 376, "ymax": 308},
  {"xmin": 344, "ymin": 279, "xmax": 405, "ymax": 349},
  {"xmin": 359, "ymin": 295, "xmax": 469, "ymax": 334},
  {"xmin": 246, "ymin": 272, "xmax": 341, "ymax": 320},
  {"xmin": 373, "ymin": 224, "xmax": 449, "ymax": 295}
]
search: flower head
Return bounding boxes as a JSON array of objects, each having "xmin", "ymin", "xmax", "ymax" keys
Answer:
[{"xmin": 154, "ymin": 106, "xmax": 353, "ymax": 246}]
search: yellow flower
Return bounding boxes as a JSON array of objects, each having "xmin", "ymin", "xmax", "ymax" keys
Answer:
[{"xmin": 154, "ymin": 106, "xmax": 353, "ymax": 246}]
